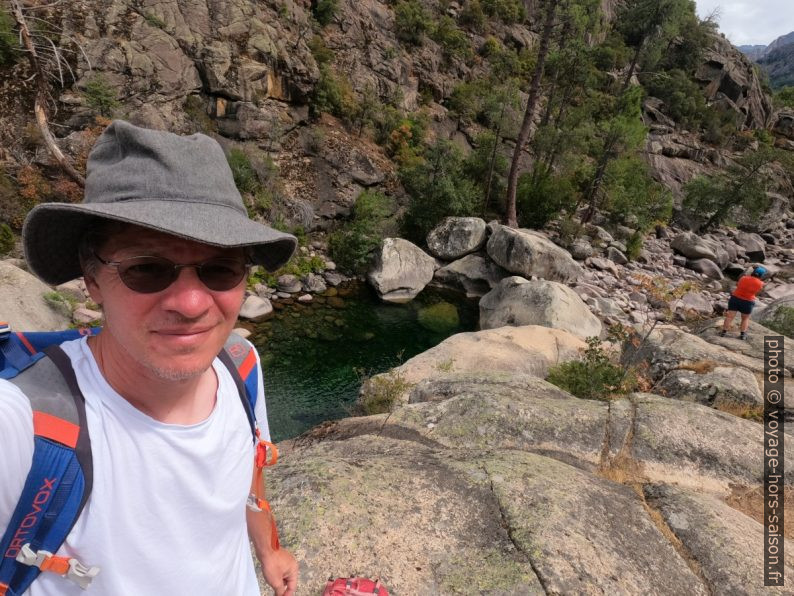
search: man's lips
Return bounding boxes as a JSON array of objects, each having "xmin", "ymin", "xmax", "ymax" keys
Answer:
[{"xmin": 153, "ymin": 326, "xmax": 215, "ymax": 336}]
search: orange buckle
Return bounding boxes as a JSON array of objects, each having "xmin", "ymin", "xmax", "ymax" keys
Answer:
[
  {"xmin": 16, "ymin": 544, "xmax": 99, "ymax": 589},
  {"xmin": 255, "ymin": 439, "xmax": 278, "ymax": 469}
]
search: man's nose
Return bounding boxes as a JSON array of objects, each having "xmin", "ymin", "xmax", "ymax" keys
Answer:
[{"xmin": 159, "ymin": 266, "xmax": 213, "ymax": 317}]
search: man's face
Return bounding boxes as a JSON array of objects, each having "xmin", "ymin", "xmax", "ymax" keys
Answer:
[{"xmin": 85, "ymin": 224, "xmax": 247, "ymax": 381}]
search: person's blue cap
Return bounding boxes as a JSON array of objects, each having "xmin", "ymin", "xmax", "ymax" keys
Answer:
[{"xmin": 753, "ymin": 265, "xmax": 767, "ymax": 277}]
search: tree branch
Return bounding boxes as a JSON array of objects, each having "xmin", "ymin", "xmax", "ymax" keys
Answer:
[{"xmin": 10, "ymin": 0, "xmax": 85, "ymax": 187}]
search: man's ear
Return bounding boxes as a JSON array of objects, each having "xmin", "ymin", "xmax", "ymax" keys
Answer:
[{"xmin": 83, "ymin": 272, "xmax": 103, "ymax": 306}]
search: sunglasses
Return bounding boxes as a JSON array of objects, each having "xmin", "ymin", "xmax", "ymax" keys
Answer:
[{"xmin": 93, "ymin": 252, "xmax": 248, "ymax": 294}]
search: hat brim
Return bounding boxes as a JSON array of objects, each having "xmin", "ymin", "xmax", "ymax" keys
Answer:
[{"xmin": 23, "ymin": 200, "xmax": 298, "ymax": 285}]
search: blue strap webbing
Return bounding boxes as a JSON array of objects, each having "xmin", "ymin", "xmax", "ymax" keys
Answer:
[
  {"xmin": 0, "ymin": 440, "xmax": 86, "ymax": 594},
  {"xmin": 0, "ymin": 329, "xmax": 100, "ymax": 380},
  {"xmin": 0, "ymin": 337, "xmax": 44, "ymax": 379}
]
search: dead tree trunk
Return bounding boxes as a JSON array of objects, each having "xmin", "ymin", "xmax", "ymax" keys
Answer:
[{"xmin": 10, "ymin": 0, "xmax": 85, "ymax": 187}]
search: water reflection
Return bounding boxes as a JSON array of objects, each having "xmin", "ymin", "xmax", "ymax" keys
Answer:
[{"xmin": 253, "ymin": 282, "xmax": 478, "ymax": 441}]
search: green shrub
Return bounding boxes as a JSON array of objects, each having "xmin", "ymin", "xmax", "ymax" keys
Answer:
[
  {"xmin": 144, "ymin": 12, "xmax": 166, "ymax": 28},
  {"xmin": 0, "ymin": 7, "xmax": 17, "ymax": 66},
  {"xmin": 546, "ymin": 337, "xmax": 634, "ymax": 401},
  {"xmin": 641, "ymin": 69, "xmax": 708, "ymax": 130},
  {"xmin": 183, "ymin": 95, "xmax": 216, "ymax": 134},
  {"xmin": 400, "ymin": 140, "xmax": 482, "ymax": 242},
  {"xmin": 310, "ymin": 64, "xmax": 358, "ymax": 119},
  {"xmin": 681, "ymin": 146, "xmax": 776, "ymax": 231},
  {"xmin": 625, "ymin": 231, "xmax": 644, "ymax": 261},
  {"xmin": 329, "ymin": 190, "xmax": 396, "ymax": 274},
  {"xmin": 83, "ymin": 75, "xmax": 120, "ymax": 117},
  {"xmin": 754, "ymin": 128, "xmax": 774, "ymax": 146},
  {"xmin": 701, "ymin": 105, "xmax": 738, "ymax": 146},
  {"xmin": 226, "ymin": 149, "xmax": 282, "ymax": 218},
  {"xmin": 358, "ymin": 370, "xmax": 412, "ymax": 414},
  {"xmin": 774, "ymin": 86, "xmax": 794, "ymax": 109},
  {"xmin": 481, "ymin": 0, "xmax": 526, "ymax": 24},
  {"xmin": 312, "ymin": 0, "xmax": 338, "ymax": 26},
  {"xmin": 486, "ymin": 44, "xmax": 534, "ymax": 80},
  {"xmin": 227, "ymin": 149, "xmax": 258, "ymax": 194},
  {"xmin": 308, "ymin": 34, "xmax": 334, "ymax": 66},
  {"xmin": 43, "ymin": 291, "xmax": 75, "ymax": 319},
  {"xmin": 385, "ymin": 112, "xmax": 428, "ymax": 165},
  {"xmin": 602, "ymin": 155, "xmax": 672, "ymax": 231},
  {"xmin": 0, "ymin": 222, "xmax": 14, "ymax": 255},
  {"xmin": 516, "ymin": 171, "xmax": 577, "ymax": 229},
  {"xmin": 430, "ymin": 16, "xmax": 472, "ymax": 60},
  {"xmin": 459, "ymin": 0, "xmax": 485, "ymax": 31},
  {"xmin": 394, "ymin": 0, "xmax": 431, "ymax": 45},
  {"xmin": 464, "ymin": 131, "xmax": 507, "ymax": 211},
  {"xmin": 480, "ymin": 36, "xmax": 502, "ymax": 58},
  {"xmin": 592, "ymin": 32, "xmax": 631, "ymax": 71},
  {"xmin": 763, "ymin": 307, "xmax": 794, "ymax": 339}
]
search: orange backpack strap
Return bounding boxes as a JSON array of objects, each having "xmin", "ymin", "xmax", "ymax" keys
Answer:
[{"xmin": 218, "ymin": 333, "xmax": 281, "ymax": 551}]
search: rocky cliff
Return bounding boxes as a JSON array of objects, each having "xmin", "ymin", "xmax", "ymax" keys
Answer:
[{"xmin": 0, "ymin": 0, "xmax": 788, "ymax": 235}]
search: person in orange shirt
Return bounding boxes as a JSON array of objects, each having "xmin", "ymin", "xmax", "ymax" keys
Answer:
[{"xmin": 719, "ymin": 265, "xmax": 767, "ymax": 340}]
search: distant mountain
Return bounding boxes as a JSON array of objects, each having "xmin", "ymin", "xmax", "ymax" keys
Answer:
[
  {"xmin": 758, "ymin": 43, "xmax": 794, "ymax": 89},
  {"xmin": 738, "ymin": 44, "xmax": 766, "ymax": 61},
  {"xmin": 766, "ymin": 31, "xmax": 794, "ymax": 56},
  {"xmin": 738, "ymin": 31, "xmax": 794, "ymax": 89}
]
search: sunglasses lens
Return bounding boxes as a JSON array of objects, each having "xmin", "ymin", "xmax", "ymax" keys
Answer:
[
  {"xmin": 198, "ymin": 259, "xmax": 247, "ymax": 291},
  {"xmin": 117, "ymin": 257, "xmax": 175, "ymax": 293}
]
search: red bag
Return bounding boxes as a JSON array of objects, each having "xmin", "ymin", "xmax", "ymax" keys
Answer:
[{"xmin": 322, "ymin": 577, "xmax": 390, "ymax": 596}]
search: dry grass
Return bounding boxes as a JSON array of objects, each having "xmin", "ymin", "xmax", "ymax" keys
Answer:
[
  {"xmin": 713, "ymin": 401, "xmax": 763, "ymax": 422},
  {"xmin": 726, "ymin": 485, "xmax": 794, "ymax": 539},
  {"xmin": 598, "ymin": 448, "xmax": 645, "ymax": 486},
  {"xmin": 676, "ymin": 359, "xmax": 718, "ymax": 374}
]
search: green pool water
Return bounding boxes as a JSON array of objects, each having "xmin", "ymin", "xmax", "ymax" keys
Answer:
[{"xmin": 251, "ymin": 283, "xmax": 478, "ymax": 442}]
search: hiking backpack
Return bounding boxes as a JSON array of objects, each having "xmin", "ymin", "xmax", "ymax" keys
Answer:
[{"xmin": 0, "ymin": 325, "xmax": 278, "ymax": 595}]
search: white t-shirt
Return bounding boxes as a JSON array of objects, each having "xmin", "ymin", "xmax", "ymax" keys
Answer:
[{"xmin": 0, "ymin": 337, "xmax": 270, "ymax": 595}]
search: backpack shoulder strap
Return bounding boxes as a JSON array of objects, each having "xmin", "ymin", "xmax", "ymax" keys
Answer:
[
  {"xmin": 0, "ymin": 346, "xmax": 96, "ymax": 595},
  {"xmin": 1, "ymin": 328, "xmax": 100, "ymax": 380},
  {"xmin": 218, "ymin": 334, "xmax": 281, "ymax": 550},
  {"xmin": 217, "ymin": 332, "xmax": 259, "ymax": 442}
]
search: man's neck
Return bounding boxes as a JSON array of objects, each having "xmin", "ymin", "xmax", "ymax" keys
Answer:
[{"xmin": 87, "ymin": 334, "xmax": 218, "ymax": 425}]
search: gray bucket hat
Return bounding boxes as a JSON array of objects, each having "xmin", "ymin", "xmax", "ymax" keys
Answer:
[{"xmin": 23, "ymin": 120, "xmax": 298, "ymax": 285}]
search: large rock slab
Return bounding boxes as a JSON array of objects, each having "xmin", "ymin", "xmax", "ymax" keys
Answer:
[
  {"xmin": 359, "ymin": 326, "xmax": 586, "ymax": 407},
  {"xmin": 753, "ymin": 294, "xmax": 794, "ymax": 333},
  {"xmin": 486, "ymin": 225, "xmax": 582, "ymax": 282},
  {"xmin": 645, "ymin": 484, "xmax": 794, "ymax": 595},
  {"xmin": 696, "ymin": 34, "xmax": 774, "ymax": 130},
  {"xmin": 0, "ymin": 261, "xmax": 71, "ymax": 331},
  {"xmin": 479, "ymin": 276, "xmax": 602, "ymax": 339},
  {"xmin": 277, "ymin": 372, "xmax": 794, "ymax": 594},
  {"xmin": 686, "ymin": 258, "xmax": 723, "ymax": 279},
  {"xmin": 656, "ymin": 365, "xmax": 763, "ymax": 410},
  {"xmin": 626, "ymin": 324, "xmax": 788, "ymax": 379},
  {"xmin": 425, "ymin": 217, "xmax": 487, "ymax": 260},
  {"xmin": 353, "ymin": 374, "xmax": 793, "ymax": 490},
  {"xmin": 734, "ymin": 230, "xmax": 766, "ymax": 261},
  {"xmin": 367, "ymin": 238, "xmax": 435, "ymax": 303},
  {"xmin": 270, "ymin": 436, "xmax": 705, "ymax": 595},
  {"xmin": 432, "ymin": 254, "xmax": 508, "ymax": 298},
  {"xmin": 670, "ymin": 232, "xmax": 718, "ymax": 261}
]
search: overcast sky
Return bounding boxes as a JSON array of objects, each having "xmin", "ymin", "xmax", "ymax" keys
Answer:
[{"xmin": 695, "ymin": 0, "xmax": 794, "ymax": 46}]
